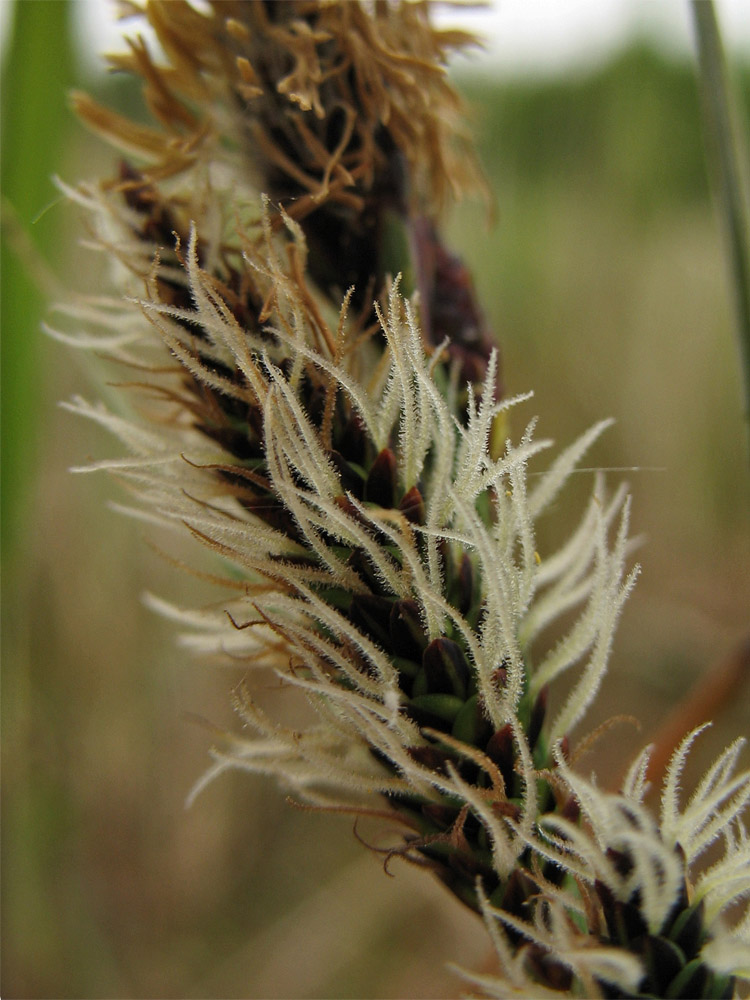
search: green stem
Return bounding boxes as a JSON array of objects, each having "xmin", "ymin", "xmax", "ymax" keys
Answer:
[
  {"xmin": 691, "ymin": 0, "xmax": 750, "ymax": 465},
  {"xmin": 1, "ymin": 0, "xmax": 76, "ymax": 559}
]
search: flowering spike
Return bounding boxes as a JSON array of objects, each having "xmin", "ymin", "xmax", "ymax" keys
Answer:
[{"xmin": 55, "ymin": 2, "xmax": 749, "ymax": 996}]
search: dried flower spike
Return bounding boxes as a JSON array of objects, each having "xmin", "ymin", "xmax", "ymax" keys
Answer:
[{"xmin": 53, "ymin": 1, "xmax": 749, "ymax": 996}]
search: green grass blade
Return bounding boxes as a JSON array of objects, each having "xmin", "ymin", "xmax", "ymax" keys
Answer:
[
  {"xmin": 1, "ymin": 0, "xmax": 76, "ymax": 561},
  {"xmin": 691, "ymin": 0, "xmax": 750, "ymax": 463}
]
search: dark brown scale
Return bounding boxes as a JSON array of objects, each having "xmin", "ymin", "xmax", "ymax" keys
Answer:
[
  {"xmin": 494, "ymin": 867, "xmax": 536, "ymax": 926},
  {"xmin": 241, "ymin": 495, "xmax": 304, "ymax": 543},
  {"xmin": 643, "ymin": 935, "xmax": 686, "ymax": 997},
  {"xmin": 335, "ymin": 411, "xmax": 367, "ymax": 466},
  {"xmin": 485, "ymin": 724, "xmax": 516, "ymax": 797},
  {"xmin": 560, "ymin": 793, "xmax": 581, "ymax": 825},
  {"xmin": 596, "ymin": 877, "xmax": 649, "ymax": 946},
  {"xmin": 445, "ymin": 841, "xmax": 496, "ymax": 883},
  {"xmin": 410, "ymin": 216, "xmax": 500, "ymax": 400},
  {"xmin": 301, "ymin": 377, "xmax": 328, "ymax": 431},
  {"xmin": 455, "ymin": 552, "xmax": 474, "ymax": 616},
  {"xmin": 300, "ymin": 132, "xmax": 408, "ymax": 318},
  {"xmin": 120, "ymin": 161, "xmax": 183, "ymax": 248},
  {"xmin": 364, "ymin": 447, "xmax": 398, "ymax": 508},
  {"xmin": 331, "ymin": 494, "xmax": 368, "ymax": 529},
  {"xmin": 347, "ymin": 593, "xmax": 394, "ymax": 651},
  {"xmin": 421, "ymin": 638, "xmax": 470, "ymax": 700},
  {"xmin": 528, "ymin": 684, "xmax": 548, "ymax": 751},
  {"xmin": 673, "ymin": 964, "xmax": 709, "ymax": 1000},
  {"xmin": 185, "ymin": 387, "xmax": 263, "ymax": 463},
  {"xmin": 346, "ymin": 548, "xmax": 384, "ymax": 594},
  {"xmin": 298, "ymin": 200, "xmax": 383, "ymax": 314},
  {"xmin": 196, "ymin": 421, "xmax": 258, "ymax": 461},
  {"xmin": 407, "ymin": 744, "xmax": 451, "ymax": 775},
  {"xmin": 120, "ymin": 162, "xmax": 273, "ymax": 363},
  {"xmin": 671, "ymin": 898, "xmax": 706, "ymax": 957},
  {"xmin": 398, "ymin": 485, "xmax": 426, "ymax": 525},
  {"xmin": 216, "ymin": 261, "xmax": 269, "ymax": 333},
  {"xmin": 155, "ymin": 275, "xmax": 195, "ymax": 316},
  {"xmin": 607, "ymin": 847, "xmax": 635, "ymax": 880},
  {"xmin": 525, "ymin": 946, "xmax": 574, "ymax": 993},
  {"xmin": 327, "ymin": 450, "xmax": 365, "ymax": 498},
  {"xmin": 420, "ymin": 801, "xmax": 458, "ymax": 829},
  {"xmin": 540, "ymin": 856, "xmax": 567, "ymax": 888},
  {"xmin": 193, "ymin": 360, "xmax": 250, "ymax": 414},
  {"xmin": 389, "ymin": 599, "xmax": 427, "ymax": 662}
]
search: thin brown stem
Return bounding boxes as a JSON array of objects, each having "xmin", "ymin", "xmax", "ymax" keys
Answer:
[{"xmin": 645, "ymin": 634, "xmax": 750, "ymax": 787}]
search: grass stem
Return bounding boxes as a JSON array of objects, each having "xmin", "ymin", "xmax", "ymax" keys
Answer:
[{"xmin": 691, "ymin": 0, "xmax": 750, "ymax": 465}]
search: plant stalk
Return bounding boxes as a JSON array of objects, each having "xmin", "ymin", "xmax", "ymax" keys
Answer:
[{"xmin": 691, "ymin": 0, "xmax": 750, "ymax": 465}]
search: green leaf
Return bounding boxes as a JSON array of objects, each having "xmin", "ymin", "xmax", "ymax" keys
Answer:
[{"xmin": 1, "ymin": 0, "xmax": 76, "ymax": 559}]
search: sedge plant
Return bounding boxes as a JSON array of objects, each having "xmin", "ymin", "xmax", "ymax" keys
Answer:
[{"xmin": 50, "ymin": 2, "xmax": 750, "ymax": 996}]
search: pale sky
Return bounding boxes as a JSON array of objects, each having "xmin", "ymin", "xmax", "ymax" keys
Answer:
[
  {"xmin": 433, "ymin": 0, "xmax": 750, "ymax": 75},
  {"xmin": 2, "ymin": 0, "xmax": 750, "ymax": 76}
]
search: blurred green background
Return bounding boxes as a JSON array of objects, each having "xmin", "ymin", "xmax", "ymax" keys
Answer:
[{"xmin": 2, "ymin": 3, "xmax": 749, "ymax": 997}]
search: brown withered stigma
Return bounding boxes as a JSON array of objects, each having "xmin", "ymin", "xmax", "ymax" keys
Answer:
[{"xmin": 75, "ymin": 0, "xmax": 498, "ymax": 393}]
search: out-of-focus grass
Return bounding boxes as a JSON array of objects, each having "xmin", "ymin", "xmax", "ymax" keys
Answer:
[
  {"xmin": 1, "ymin": 0, "xmax": 75, "ymax": 557},
  {"xmin": 1, "ymin": 15, "xmax": 749, "ymax": 1000},
  {"xmin": 692, "ymin": 1, "xmax": 750, "ymax": 460}
]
